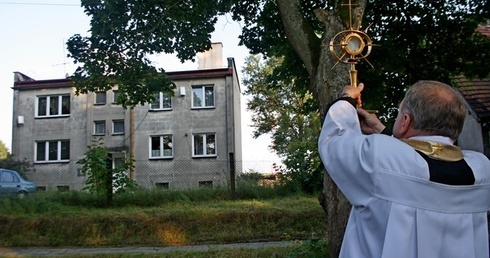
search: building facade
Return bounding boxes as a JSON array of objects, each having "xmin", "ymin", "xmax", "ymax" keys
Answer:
[
  {"xmin": 455, "ymin": 75, "xmax": 490, "ymax": 158},
  {"xmin": 11, "ymin": 47, "xmax": 242, "ymax": 191},
  {"xmin": 455, "ymin": 25, "xmax": 490, "ymax": 158}
]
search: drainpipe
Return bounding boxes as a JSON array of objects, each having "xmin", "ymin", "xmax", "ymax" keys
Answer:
[{"xmin": 129, "ymin": 108, "xmax": 135, "ymax": 179}]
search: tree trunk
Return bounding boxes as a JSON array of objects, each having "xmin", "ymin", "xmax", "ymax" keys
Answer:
[{"xmin": 276, "ymin": 0, "xmax": 367, "ymax": 256}]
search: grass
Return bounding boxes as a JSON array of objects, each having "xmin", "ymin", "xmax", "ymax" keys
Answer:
[
  {"xmin": 26, "ymin": 246, "xmax": 299, "ymax": 258},
  {"xmin": 0, "ymin": 186, "xmax": 329, "ymax": 257}
]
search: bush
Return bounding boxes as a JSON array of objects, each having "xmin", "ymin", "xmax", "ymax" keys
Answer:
[
  {"xmin": 288, "ymin": 237, "xmax": 330, "ymax": 258},
  {"xmin": 77, "ymin": 139, "xmax": 136, "ymax": 206},
  {"xmin": 0, "ymin": 155, "xmax": 33, "ymax": 179}
]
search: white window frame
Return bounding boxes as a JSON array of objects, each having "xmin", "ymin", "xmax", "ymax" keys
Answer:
[
  {"xmin": 192, "ymin": 133, "xmax": 217, "ymax": 157},
  {"xmin": 192, "ymin": 85, "xmax": 215, "ymax": 108},
  {"xmin": 112, "ymin": 90, "xmax": 120, "ymax": 104},
  {"xmin": 95, "ymin": 91, "xmax": 106, "ymax": 105},
  {"xmin": 149, "ymin": 135, "xmax": 173, "ymax": 159},
  {"xmin": 150, "ymin": 92, "xmax": 172, "ymax": 110},
  {"xmin": 112, "ymin": 120, "xmax": 124, "ymax": 135},
  {"xmin": 35, "ymin": 140, "xmax": 70, "ymax": 163},
  {"xmin": 36, "ymin": 95, "xmax": 70, "ymax": 118},
  {"xmin": 94, "ymin": 120, "xmax": 106, "ymax": 135}
]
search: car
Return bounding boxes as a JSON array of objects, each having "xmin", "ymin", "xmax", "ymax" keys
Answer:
[{"xmin": 0, "ymin": 168, "xmax": 37, "ymax": 198}]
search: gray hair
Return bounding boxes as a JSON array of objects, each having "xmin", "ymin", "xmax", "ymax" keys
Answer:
[{"xmin": 400, "ymin": 80, "xmax": 467, "ymax": 141}]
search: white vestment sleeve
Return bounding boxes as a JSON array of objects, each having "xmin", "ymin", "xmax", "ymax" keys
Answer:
[{"xmin": 318, "ymin": 100, "xmax": 378, "ymax": 207}]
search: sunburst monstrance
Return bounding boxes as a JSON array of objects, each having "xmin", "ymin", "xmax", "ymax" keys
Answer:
[{"xmin": 329, "ymin": 0, "xmax": 375, "ymax": 88}]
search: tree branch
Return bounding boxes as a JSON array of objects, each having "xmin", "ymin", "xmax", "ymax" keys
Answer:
[{"xmin": 276, "ymin": 0, "xmax": 321, "ymax": 76}]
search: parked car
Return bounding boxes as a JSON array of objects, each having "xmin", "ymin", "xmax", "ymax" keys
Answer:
[{"xmin": 0, "ymin": 169, "xmax": 37, "ymax": 198}]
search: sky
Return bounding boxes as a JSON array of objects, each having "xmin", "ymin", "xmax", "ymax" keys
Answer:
[{"xmin": 0, "ymin": 0, "xmax": 281, "ymax": 173}]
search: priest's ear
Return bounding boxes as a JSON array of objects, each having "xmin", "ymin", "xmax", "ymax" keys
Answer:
[{"xmin": 398, "ymin": 113, "xmax": 414, "ymax": 137}]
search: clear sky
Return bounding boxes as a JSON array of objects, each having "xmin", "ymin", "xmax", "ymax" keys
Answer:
[{"xmin": 0, "ymin": 0, "xmax": 281, "ymax": 173}]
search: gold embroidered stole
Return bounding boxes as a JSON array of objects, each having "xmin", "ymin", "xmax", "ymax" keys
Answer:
[{"xmin": 400, "ymin": 139, "xmax": 463, "ymax": 162}]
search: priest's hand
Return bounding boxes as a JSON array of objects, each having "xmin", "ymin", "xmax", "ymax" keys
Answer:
[
  {"xmin": 341, "ymin": 83, "xmax": 364, "ymax": 107},
  {"xmin": 357, "ymin": 108, "xmax": 386, "ymax": 135}
]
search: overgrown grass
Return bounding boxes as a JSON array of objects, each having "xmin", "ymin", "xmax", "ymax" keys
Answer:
[
  {"xmin": 55, "ymin": 246, "xmax": 298, "ymax": 258},
  {"xmin": 14, "ymin": 239, "xmax": 329, "ymax": 258},
  {"xmin": 35, "ymin": 243, "xmax": 327, "ymax": 258},
  {"xmin": 0, "ymin": 181, "xmax": 293, "ymax": 213},
  {"xmin": 0, "ymin": 184, "xmax": 327, "ymax": 250},
  {"xmin": 12, "ymin": 239, "xmax": 329, "ymax": 258}
]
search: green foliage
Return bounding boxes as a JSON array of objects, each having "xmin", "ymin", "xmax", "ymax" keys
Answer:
[
  {"xmin": 69, "ymin": 0, "xmax": 490, "ymax": 115},
  {"xmin": 359, "ymin": 0, "xmax": 490, "ymax": 121},
  {"xmin": 0, "ymin": 155, "xmax": 33, "ymax": 180},
  {"xmin": 288, "ymin": 237, "xmax": 330, "ymax": 258},
  {"xmin": 67, "ymin": 0, "xmax": 231, "ymax": 108},
  {"xmin": 234, "ymin": 0, "xmax": 490, "ymax": 122},
  {"xmin": 0, "ymin": 183, "xmax": 309, "ymax": 214},
  {"xmin": 0, "ymin": 190, "xmax": 325, "ymax": 248},
  {"xmin": 242, "ymin": 55, "xmax": 323, "ymax": 193},
  {"xmin": 0, "ymin": 140, "xmax": 32, "ymax": 179},
  {"xmin": 77, "ymin": 139, "xmax": 136, "ymax": 205},
  {"xmin": 0, "ymin": 140, "xmax": 8, "ymax": 160}
]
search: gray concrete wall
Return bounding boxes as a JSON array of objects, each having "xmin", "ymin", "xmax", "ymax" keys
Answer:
[
  {"xmin": 131, "ymin": 76, "xmax": 231, "ymax": 189},
  {"xmin": 12, "ymin": 87, "xmax": 89, "ymax": 190},
  {"xmin": 11, "ymin": 61, "xmax": 242, "ymax": 191}
]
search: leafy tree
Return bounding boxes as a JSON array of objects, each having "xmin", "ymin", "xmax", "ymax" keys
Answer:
[
  {"xmin": 0, "ymin": 140, "xmax": 33, "ymax": 179},
  {"xmin": 67, "ymin": 0, "xmax": 231, "ymax": 108},
  {"xmin": 234, "ymin": 2, "xmax": 489, "ymax": 254},
  {"xmin": 0, "ymin": 140, "xmax": 9, "ymax": 160},
  {"xmin": 359, "ymin": 0, "xmax": 490, "ymax": 122},
  {"xmin": 68, "ymin": 0, "xmax": 489, "ymax": 255},
  {"xmin": 77, "ymin": 139, "xmax": 136, "ymax": 206},
  {"xmin": 0, "ymin": 156, "xmax": 33, "ymax": 180},
  {"xmin": 243, "ymin": 55, "xmax": 322, "ymax": 193}
]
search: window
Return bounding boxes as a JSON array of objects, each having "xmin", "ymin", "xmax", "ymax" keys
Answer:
[
  {"xmin": 95, "ymin": 91, "xmax": 106, "ymax": 105},
  {"xmin": 94, "ymin": 121, "xmax": 106, "ymax": 135},
  {"xmin": 57, "ymin": 186, "xmax": 69, "ymax": 192},
  {"xmin": 36, "ymin": 95, "xmax": 70, "ymax": 117},
  {"xmin": 150, "ymin": 92, "xmax": 172, "ymax": 110},
  {"xmin": 113, "ymin": 90, "xmax": 119, "ymax": 104},
  {"xmin": 193, "ymin": 133, "xmax": 216, "ymax": 157},
  {"xmin": 113, "ymin": 156, "xmax": 125, "ymax": 169},
  {"xmin": 155, "ymin": 182, "xmax": 169, "ymax": 189},
  {"xmin": 112, "ymin": 120, "xmax": 124, "ymax": 135},
  {"xmin": 192, "ymin": 85, "xmax": 214, "ymax": 108},
  {"xmin": 0, "ymin": 171, "xmax": 19, "ymax": 183},
  {"xmin": 149, "ymin": 135, "xmax": 173, "ymax": 158},
  {"xmin": 35, "ymin": 140, "xmax": 70, "ymax": 162},
  {"xmin": 199, "ymin": 181, "xmax": 213, "ymax": 188}
]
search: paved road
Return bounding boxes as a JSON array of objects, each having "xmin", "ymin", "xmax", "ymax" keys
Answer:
[{"xmin": 0, "ymin": 241, "xmax": 299, "ymax": 257}]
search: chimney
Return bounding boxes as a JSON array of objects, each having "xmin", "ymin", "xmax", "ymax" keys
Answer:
[
  {"xmin": 197, "ymin": 43, "xmax": 223, "ymax": 69},
  {"xmin": 13, "ymin": 72, "xmax": 35, "ymax": 83}
]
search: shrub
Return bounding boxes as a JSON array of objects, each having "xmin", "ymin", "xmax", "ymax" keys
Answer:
[{"xmin": 77, "ymin": 139, "xmax": 136, "ymax": 206}]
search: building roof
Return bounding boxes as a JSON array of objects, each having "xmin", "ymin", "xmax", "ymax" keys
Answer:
[
  {"xmin": 477, "ymin": 24, "xmax": 490, "ymax": 37},
  {"xmin": 454, "ymin": 75, "xmax": 490, "ymax": 122},
  {"xmin": 453, "ymin": 24, "xmax": 490, "ymax": 123},
  {"xmin": 12, "ymin": 66, "xmax": 234, "ymax": 91}
]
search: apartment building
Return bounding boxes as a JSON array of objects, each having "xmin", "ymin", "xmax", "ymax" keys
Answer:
[{"xmin": 11, "ymin": 44, "xmax": 242, "ymax": 191}]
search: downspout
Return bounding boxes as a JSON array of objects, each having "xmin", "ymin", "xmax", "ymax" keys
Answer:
[{"xmin": 129, "ymin": 108, "xmax": 135, "ymax": 179}]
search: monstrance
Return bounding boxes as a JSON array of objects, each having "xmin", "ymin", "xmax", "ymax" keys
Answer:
[{"xmin": 329, "ymin": 0, "xmax": 375, "ymax": 89}]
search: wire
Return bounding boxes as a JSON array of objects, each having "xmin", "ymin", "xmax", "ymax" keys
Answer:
[
  {"xmin": 0, "ymin": 2, "xmax": 79, "ymax": 6},
  {"xmin": 117, "ymin": 109, "xmax": 149, "ymax": 147}
]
